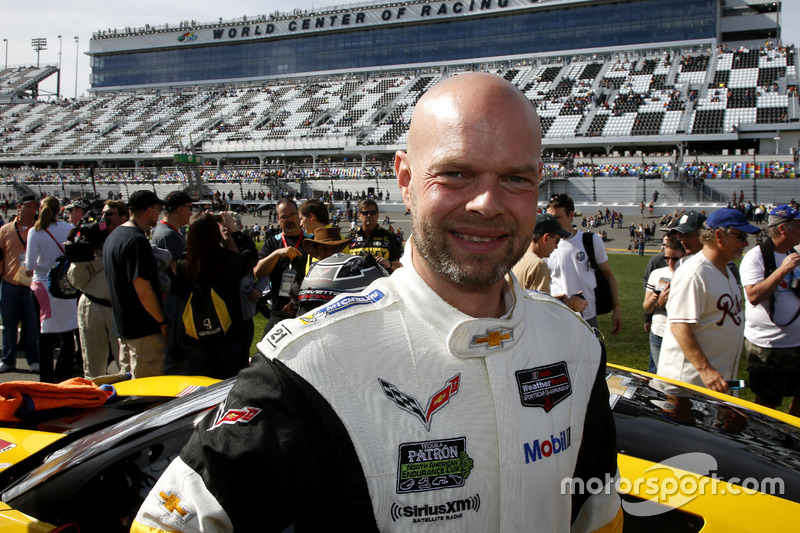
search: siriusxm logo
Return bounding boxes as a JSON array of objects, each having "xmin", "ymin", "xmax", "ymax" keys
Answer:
[{"xmin": 523, "ymin": 427, "xmax": 571, "ymax": 463}]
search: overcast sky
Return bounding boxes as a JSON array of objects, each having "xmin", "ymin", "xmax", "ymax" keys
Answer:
[{"xmin": 3, "ymin": 0, "xmax": 799, "ymax": 98}]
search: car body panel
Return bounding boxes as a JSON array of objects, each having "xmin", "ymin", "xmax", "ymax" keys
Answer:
[
  {"xmin": 0, "ymin": 430, "xmax": 64, "ymax": 470},
  {"xmin": 0, "ymin": 501, "xmax": 54, "ymax": 532},
  {"xmin": 112, "ymin": 375, "xmax": 219, "ymax": 397},
  {"xmin": 618, "ymin": 453, "xmax": 800, "ymax": 532}
]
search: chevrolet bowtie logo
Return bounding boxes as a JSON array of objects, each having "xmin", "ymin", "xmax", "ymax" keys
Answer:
[
  {"xmin": 159, "ymin": 491, "xmax": 193, "ymax": 521},
  {"xmin": 469, "ymin": 328, "xmax": 514, "ymax": 350}
]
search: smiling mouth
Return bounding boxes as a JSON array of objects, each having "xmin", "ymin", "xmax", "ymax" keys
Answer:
[{"xmin": 452, "ymin": 231, "xmax": 503, "ymax": 243}]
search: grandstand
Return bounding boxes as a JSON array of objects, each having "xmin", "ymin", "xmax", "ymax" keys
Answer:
[{"xmin": 0, "ymin": 0, "xmax": 798, "ymax": 206}]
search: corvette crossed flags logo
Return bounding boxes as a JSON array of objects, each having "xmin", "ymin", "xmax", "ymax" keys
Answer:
[{"xmin": 379, "ymin": 374, "xmax": 461, "ymax": 431}]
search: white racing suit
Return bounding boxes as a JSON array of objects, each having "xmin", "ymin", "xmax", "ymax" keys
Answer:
[{"xmin": 133, "ymin": 259, "xmax": 622, "ymax": 532}]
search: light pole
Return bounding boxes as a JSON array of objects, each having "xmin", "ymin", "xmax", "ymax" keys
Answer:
[
  {"xmin": 31, "ymin": 37, "xmax": 47, "ymax": 67},
  {"xmin": 73, "ymin": 36, "xmax": 79, "ymax": 98},
  {"xmin": 2, "ymin": 39, "xmax": 7, "ymax": 69},
  {"xmin": 57, "ymin": 35, "xmax": 62, "ymax": 100}
]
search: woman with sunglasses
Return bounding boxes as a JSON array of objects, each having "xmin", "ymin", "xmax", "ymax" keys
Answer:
[{"xmin": 643, "ymin": 235, "xmax": 685, "ymax": 373}]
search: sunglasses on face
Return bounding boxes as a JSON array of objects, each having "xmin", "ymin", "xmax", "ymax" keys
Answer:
[
  {"xmin": 727, "ymin": 231, "xmax": 749, "ymax": 242},
  {"xmin": 361, "ymin": 210, "xmax": 378, "ymax": 216}
]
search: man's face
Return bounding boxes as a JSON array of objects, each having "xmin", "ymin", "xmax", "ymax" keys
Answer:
[
  {"xmin": 176, "ymin": 203, "xmax": 193, "ymax": 226},
  {"xmin": 780, "ymin": 220, "xmax": 800, "ymax": 248},
  {"xmin": 678, "ymin": 230, "xmax": 702, "ymax": 255},
  {"xmin": 17, "ymin": 201, "xmax": 38, "ymax": 224},
  {"xmin": 545, "ymin": 206, "xmax": 573, "ymax": 233},
  {"xmin": 68, "ymin": 208, "xmax": 84, "ymax": 225},
  {"xmin": 102, "ymin": 206, "xmax": 127, "ymax": 232},
  {"xmin": 145, "ymin": 204, "xmax": 162, "ymax": 229},
  {"xmin": 536, "ymin": 233, "xmax": 561, "ymax": 259},
  {"xmin": 719, "ymin": 228, "xmax": 750, "ymax": 260},
  {"xmin": 359, "ymin": 205, "xmax": 379, "ymax": 233},
  {"xmin": 396, "ymin": 78, "xmax": 541, "ymax": 289},
  {"xmin": 277, "ymin": 203, "xmax": 301, "ymax": 235}
]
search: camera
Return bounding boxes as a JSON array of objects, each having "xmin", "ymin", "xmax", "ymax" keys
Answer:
[{"xmin": 65, "ymin": 206, "xmax": 112, "ymax": 262}]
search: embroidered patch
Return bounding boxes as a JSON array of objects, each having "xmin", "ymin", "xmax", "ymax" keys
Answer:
[
  {"xmin": 390, "ymin": 494, "xmax": 481, "ymax": 523},
  {"xmin": 209, "ymin": 406, "xmax": 262, "ymax": 429},
  {"xmin": 515, "ymin": 362, "xmax": 572, "ymax": 412},
  {"xmin": 265, "ymin": 323, "xmax": 292, "ymax": 348},
  {"xmin": 297, "ymin": 289, "xmax": 384, "ymax": 324},
  {"xmin": 523, "ymin": 427, "xmax": 572, "ymax": 463},
  {"xmin": 468, "ymin": 327, "xmax": 514, "ymax": 350},
  {"xmin": 380, "ymin": 374, "xmax": 460, "ymax": 431},
  {"xmin": 397, "ymin": 437, "xmax": 474, "ymax": 493},
  {"xmin": 157, "ymin": 490, "xmax": 195, "ymax": 522}
]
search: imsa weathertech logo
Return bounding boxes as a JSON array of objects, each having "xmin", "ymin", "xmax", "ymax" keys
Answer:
[
  {"xmin": 397, "ymin": 438, "xmax": 474, "ymax": 493},
  {"xmin": 516, "ymin": 362, "xmax": 572, "ymax": 412},
  {"xmin": 390, "ymin": 494, "xmax": 480, "ymax": 523}
]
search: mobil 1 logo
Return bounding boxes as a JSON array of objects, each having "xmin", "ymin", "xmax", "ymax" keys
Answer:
[{"xmin": 397, "ymin": 437, "xmax": 474, "ymax": 494}]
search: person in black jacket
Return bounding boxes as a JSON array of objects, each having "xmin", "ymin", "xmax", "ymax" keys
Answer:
[{"xmin": 172, "ymin": 212, "xmax": 253, "ymax": 379}]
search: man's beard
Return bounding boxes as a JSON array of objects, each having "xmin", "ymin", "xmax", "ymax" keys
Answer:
[{"xmin": 410, "ymin": 202, "xmax": 530, "ymax": 288}]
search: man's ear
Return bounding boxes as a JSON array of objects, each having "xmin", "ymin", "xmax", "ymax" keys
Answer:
[{"xmin": 395, "ymin": 150, "xmax": 413, "ymax": 211}]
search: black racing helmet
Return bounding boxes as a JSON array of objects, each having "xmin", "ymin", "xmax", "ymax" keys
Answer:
[{"xmin": 296, "ymin": 253, "xmax": 389, "ymax": 316}]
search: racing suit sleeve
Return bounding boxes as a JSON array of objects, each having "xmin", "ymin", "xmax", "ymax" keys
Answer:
[
  {"xmin": 570, "ymin": 343, "xmax": 623, "ymax": 533},
  {"xmin": 131, "ymin": 356, "xmax": 377, "ymax": 532}
]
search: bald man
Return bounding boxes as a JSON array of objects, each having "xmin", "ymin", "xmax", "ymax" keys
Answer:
[{"xmin": 134, "ymin": 73, "xmax": 622, "ymax": 533}]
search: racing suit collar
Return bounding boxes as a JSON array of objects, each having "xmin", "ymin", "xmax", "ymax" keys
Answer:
[{"xmin": 394, "ymin": 240, "xmax": 524, "ymax": 359}]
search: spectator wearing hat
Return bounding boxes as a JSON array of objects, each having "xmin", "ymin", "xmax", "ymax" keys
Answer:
[
  {"xmin": 345, "ymin": 198, "xmax": 402, "ymax": 272},
  {"xmin": 669, "ymin": 210, "xmax": 706, "ymax": 262},
  {"xmin": 0, "ymin": 195, "xmax": 40, "ymax": 373},
  {"xmin": 302, "ymin": 227, "xmax": 353, "ymax": 262},
  {"xmin": 103, "ymin": 190, "xmax": 168, "ymax": 378},
  {"xmin": 658, "ymin": 208, "xmax": 760, "ymax": 392},
  {"xmin": 66, "ymin": 198, "xmax": 91, "ymax": 226},
  {"xmin": 740, "ymin": 204, "xmax": 800, "ymax": 415},
  {"xmin": 512, "ymin": 213, "xmax": 587, "ymax": 314},
  {"xmin": 151, "ymin": 191, "xmax": 194, "ymax": 265}
]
